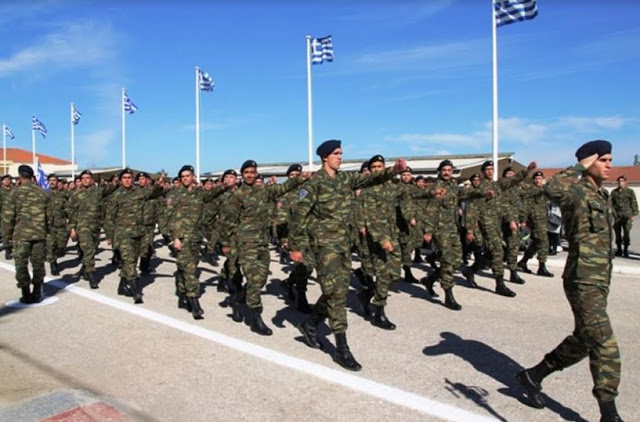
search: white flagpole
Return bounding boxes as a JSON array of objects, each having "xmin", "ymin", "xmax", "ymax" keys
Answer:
[
  {"xmin": 491, "ymin": 0, "xmax": 499, "ymax": 181},
  {"xmin": 70, "ymin": 103, "xmax": 76, "ymax": 179},
  {"xmin": 32, "ymin": 120, "xmax": 36, "ymax": 167},
  {"xmin": 2, "ymin": 124, "xmax": 6, "ymax": 174},
  {"xmin": 121, "ymin": 88, "xmax": 126, "ymax": 169},
  {"xmin": 306, "ymin": 35, "xmax": 314, "ymax": 171},
  {"xmin": 195, "ymin": 66, "xmax": 201, "ymax": 183}
]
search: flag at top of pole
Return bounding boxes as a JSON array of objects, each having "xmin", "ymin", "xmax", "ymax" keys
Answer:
[
  {"xmin": 32, "ymin": 116, "xmax": 47, "ymax": 138},
  {"xmin": 494, "ymin": 0, "xmax": 538, "ymax": 27},
  {"xmin": 3, "ymin": 125, "xmax": 14, "ymax": 139},
  {"xmin": 72, "ymin": 104, "xmax": 82, "ymax": 125},
  {"xmin": 198, "ymin": 69, "xmax": 214, "ymax": 91},
  {"xmin": 123, "ymin": 92, "xmax": 138, "ymax": 114},
  {"xmin": 311, "ymin": 36, "xmax": 334, "ymax": 65}
]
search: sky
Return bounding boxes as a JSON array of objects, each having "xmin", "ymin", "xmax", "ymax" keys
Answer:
[{"xmin": 1, "ymin": 0, "xmax": 639, "ymax": 175}]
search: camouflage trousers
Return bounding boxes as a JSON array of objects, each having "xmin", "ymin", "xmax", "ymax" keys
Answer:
[
  {"xmin": 479, "ymin": 218, "xmax": 504, "ymax": 277},
  {"xmin": 524, "ymin": 216, "xmax": 549, "ymax": 263},
  {"xmin": 77, "ymin": 227, "xmax": 100, "ymax": 273},
  {"xmin": 614, "ymin": 217, "xmax": 633, "ymax": 248},
  {"xmin": 502, "ymin": 222, "xmax": 519, "ymax": 270},
  {"xmin": 434, "ymin": 229, "xmax": 462, "ymax": 290},
  {"xmin": 119, "ymin": 236, "xmax": 142, "ymax": 281},
  {"xmin": 357, "ymin": 232, "xmax": 374, "ymax": 278},
  {"xmin": 46, "ymin": 226, "xmax": 68, "ymax": 263},
  {"xmin": 14, "ymin": 240, "xmax": 46, "ymax": 288},
  {"xmin": 140, "ymin": 225, "xmax": 155, "ymax": 259},
  {"xmin": 312, "ymin": 247, "xmax": 351, "ymax": 334},
  {"xmin": 400, "ymin": 225, "xmax": 423, "ymax": 267},
  {"xmin": 238, "ymin": 243, "xmax": 271, "ymax": 310},
  {"xmin": 370, "ymin": 239, "xmax": 402, "ymax": 306},
  {"xmin": 544, "ymin": 280, "xmax": 620, "ymax": 403},
  {"xmin": 206, "ymin": 226, "xmax": 221, "ymax": 254},
  {"xmin": 176, "ymin": 237, "xmax": 202, "ymax": 297}
]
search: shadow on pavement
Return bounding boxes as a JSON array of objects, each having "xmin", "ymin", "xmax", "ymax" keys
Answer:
[
  {"xmin": 423, "ymin": 331, "xmax": 588, "ymax": 422},
  {"xmin": 444, "ymin": 378, "xmax": 508, "ymax": 422}
]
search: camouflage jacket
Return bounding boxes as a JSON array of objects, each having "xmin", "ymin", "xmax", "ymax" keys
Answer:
[
  {"xmin": 423, "ymin": 178, "xmax": 463, "ymax": 234},
  {"xmin": 105, "ymin": 184, "xmax": 164, "ymax": 240},
  {"xmin": 0, "ymin": 185, "xmax": 12, "ymax": 215},
  {"xmin": 67, "ymin": 184, "xmax": 116, "ymax": 231},
  {"xmin": 611, "ymin": 186, "xmax": 638, "ymax": 219},
  {"xmin": 473, "ymin": 169, "xmax": 528, "ymax": 223},
  {"xmin": 500, "ymin": 181, "xmax": 524, "ymax": 223},
  {"xmin": 362, "ymin": 181, "xmax": 409, "ymax": 246},
  {"xmin": 165, "ymin": 185, "xmax": 226, "ymax": 240},
  {"xmin": 2, "ymin": 183, "xmax": 49, "ymax": 242},
  {"xmin": 521, "ymin": 184, "xmax": 549, "ymax": 221},
  {"xmin": 289, "ymin": 168, "xmax": 396, "ymax": 254},
  {"xmin": 545, "ymin": 164, "xmax": 613, "ymax": 284},
  {"xmin": 218, "ymin": 177, "xmax": 303, "ymax": 247},
  {"xmin": 47, "ymin": 189, "xmax": 68, "ymax": 228}
]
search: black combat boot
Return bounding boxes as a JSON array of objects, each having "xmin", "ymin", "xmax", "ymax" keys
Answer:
[
  {"xmin": 20, "ymin": 286, "xmax": 33, "ymax": 304},
  {"xmin": 516, "ymin": 358, "xmax": 558, "ymax": 409},
  {"xmin": 517, "ymin": 257, "xmax": 532, "ymax": 273},
  {"xmin": 462, "ymin": 266, "xmax": 478, "ymax": 289},
  {"xmin": 112, "ymin": 249, "xmax": 121, "ymax": 267},
  {"xmin": 295, "ymin": 281, "xmax": 313, "ymax": 314},
  {"xmin": 357, "ymin": 276, "xmax": 374, "ymax": 317},
  {"xmin": 139, "ymin": 257, "xmax": 150, "ymax": 274},
  {"xmin": 333, "ymin": 332, "xmax": 362, "ymax": 372},
  {"xmin": 186, "ymin": 297, "xmax": 204, "ymax": 320},
  {"xmin": 537, "ymin": 262, "xmax": 554, "ymax": 278},
  {"xmin": 353, "ymin": 267, "xmax": 366, "ymax": 285},
  {"xmin": 31, "ymin": 282, "xmax": 43, "ymax": 303},
  {"xmin": 131, "ymin": 279, "xmax": 143, "ymax": 304},
  {"xmin": 615, "ymin": 242, "xmax": 623, "ymax": 257},
  {"xmin": 598, "ymin": 400, "xmax": 624, "ymax": 422},
  {"xmin": 118, "ymin": 277, "xmax": 132, "ymax": 296},
  {"xmin": 85, "ymin": 272, "xmax": 98, "ymax": 289},
  {"xmin": 50, "ymin": 261, "xmax": 60, "ymax": 276},
  {"xmin": 623, "ymin": 245, "xmax": 629, "ymax": 258},
  {"xmin": 413, "ymin": 248, "xmax": 424, "ymax": 263},
  {"xmin": 372, "ymin": 305, "xmax": 396, "ymax": 330},
  {"xmin": 403, "ymin": 265, "xmax": 420, "ymax": 284},
  {"xmin": 177, "ymin": 293, "xmax": 189, "ymax": 311},
  {"xmin": 443, "ymin": 288, "xmax": 462, "ymax": 311},
  {"xmin": 421, "ymin": 270, "xmax": 440, "ymax": 297},
  {"xmin": 249, "ymin": 307, "xmax": 273, "ymax": 336},
  {"xmin": 217, "ymin": 276, "xmax": 228, "ymax": 292},
  {"xmin": 495, "ymin": 276, "xmax": 516, "ymax": 297},
  {"xmin": 509, "ymin": 269, "xmax": 525, "ymax": 284},
  {"xmin": 297, "ymin": 313, "xmax": 323, "ymax": 349},
  {"xmin": 279, "ymin": 252, "xmax": 289, "ymax": 265},
  {"xmin": 5, "ymin": 245, "xmax": 12, "ymax": 260}
]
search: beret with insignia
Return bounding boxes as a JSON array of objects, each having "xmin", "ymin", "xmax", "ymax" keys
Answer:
[
  {"xmin": 286, "ymin": 164, "xmax": 302, "ymax": 175},
  {"xmin": 136, "ymin": 171, "xmax": 150, "ymax": 180},
  {"xmin": 438, "ymin": 159, "xmax": 454, "ymax": 171},
  {"xmin": 617, "ymin": 175, "xmax": 626, "ymax": 181},
  {"xmin": 80, "ymin": 169, "xmax": 93, "ymax": 178},
  {"xmin": 360, "ymin": 161, "xmax": 369, "ymax": 173},
  {"xmin": 316, "ymin": 139, "xmax": 341, "ymax": 158},
  {"xmin": 481, "ymin": 160, "xmax": 494, "ymax": 172},
  {"xmin": 223, "ymin": 169, "xmax": 237, "ymax": 178},
  {"xmin": 367, "ymin": 154, "xmax": 385, "ymax": 169},
  {"xmin": 502, "ymin": 166, "xmax": 513, "ymax": 177},
  {"xmin": 179, "ymin": 164, "xmax": 194, "ymax": 176},
  {"xmin": 119, "ymin": 168, "xmax": 133, "ymax": 179},
  {"xmin": 241, "ymin": 160, "xmax": 257, "ymax": 172},
  {"xmin": 532, "ymin": 171, "xmax": 544, "ymax": 179},
  {"xmin": 575, "ymin": 139, "xmax": 612, "ymax": 161}
]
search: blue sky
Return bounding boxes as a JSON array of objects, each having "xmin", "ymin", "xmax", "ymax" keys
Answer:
[{"xmin": 1, "ymin": 0, "xmax": 639, "ymax": 175}]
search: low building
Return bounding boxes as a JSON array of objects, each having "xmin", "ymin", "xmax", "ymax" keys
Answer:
[{"xmin": 1, "ymin": 148, "xmax": 77, "ymax": 177}]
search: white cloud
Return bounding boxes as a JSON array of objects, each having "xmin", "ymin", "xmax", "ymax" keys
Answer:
[
  {"xmin": 558, "ymin": 116, "xmax": 627, "ymax": 132},
  {"xmin": 77, "ymin": 129, "xmax": 115, "ymax": 166}
]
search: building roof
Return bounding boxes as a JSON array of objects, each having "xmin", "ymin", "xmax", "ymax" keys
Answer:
[
  {"xmin": 2, "ymin": 148, "xmax": 71, "ymax": 165},
  {"xmin": 536, "ymin": 165, "xmax": 640, "ymax": 185}
]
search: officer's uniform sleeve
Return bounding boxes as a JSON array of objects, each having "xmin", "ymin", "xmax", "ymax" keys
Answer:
[
  {"xmin": 266, "ymin": 176, "xmax": 304, "ymax": 201},
  {"xmin": 544, "ymin": 164, "xmax": 583, "ymax": 208},
  {"xmin": 348, "ymin": 168, "xmax": 395, "ymax": 190},
  {"xmin": 202, "ymin": 184, "xmax": 227, "ymax": 203}
]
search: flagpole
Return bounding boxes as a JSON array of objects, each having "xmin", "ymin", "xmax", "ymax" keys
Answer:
[
  {"xmin": 70, "ymin": 103, "xmax": 76, "ymax": 179},
  {"xmin": 32, "ymin": 120, "xmax": 36, "ymax": 167},
  {"xmin": 2, "ymin": 124, "xmax": 6, "ymax": 174},
  {"xmin": 491, "ymin": 0, "xmax": 499, "ymax": 181},
  {"xmin": 306, "ymin": 35, "xmax": 314, "ymax": 171},
  {"xmin": 195, "ymin": 66, "xmax": 201, "ymax": 183},
  {"xmin": 121, "ymin": 88, "xmax": 126, "ymax": 169}
]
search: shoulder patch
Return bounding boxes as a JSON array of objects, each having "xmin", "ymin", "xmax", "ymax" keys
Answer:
[{"xmin": 298, "ymin": 189, "xmax": 309, "ymax": 199}]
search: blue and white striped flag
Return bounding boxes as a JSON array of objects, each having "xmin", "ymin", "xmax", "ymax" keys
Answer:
[
  {"xmin": 199, "ymin": 69, "xmax": 214, "ymax": 92},
  {"xmin": 3, "ymin": 125, "xmax": 14, "ymax": 139},
  {"xmin": 32, "ymin": 116, "xmax": 47, "ymax": 138},
  {"xmin": 36, "ymin": 161, "xmax": 50, "ymax": 191},
  {"xmin": 123, "ymin": 92, "xmax": 138, "ymax": 114},
  {"xmin": 311, "ymin": 36, "xmax": 334, "ymax": 65},
  {"xmin": 494, "ymin": 0, "xmax": 538, "ymax": 27},
  {"xmin": 72, "ymin": 104, "xmax": 82, "ymax": 125}
]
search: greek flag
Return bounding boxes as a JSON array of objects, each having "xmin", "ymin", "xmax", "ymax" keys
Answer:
[
  {"xmin": 3, "ymin": 125, "xmax": 14, "ymax": 139},
  {"xmin": 123, "ymin": 92, "xmax": 138, "ymax": 114},
  {"xmin": 72, "ymin": 105, "xmax": 82, "ymax": 125},
  {"xmin": 36, "ymin": 161, "xmax": 50, "ymax": 191},
  {"xmin": 32, "ymin": 116, "xmax": 47, "ymax": 138},
  {"xmin": 311, "ymin": 36, "xmax": 334, "ymax": 65},
  {"xmin": 199, "ymin": 69, "xmax": 214, "ymax": 92},
  {"xmin": 494, "ymin": 0, "xmax": 538, "ymax": 27}
]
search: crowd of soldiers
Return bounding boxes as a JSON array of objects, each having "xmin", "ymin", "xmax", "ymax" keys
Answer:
[{"xmin": 0, "ymin": 139, "xmax": 635, "ymax": 421}]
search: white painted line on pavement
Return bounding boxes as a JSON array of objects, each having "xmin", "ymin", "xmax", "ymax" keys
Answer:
[
  {"xmin": 540, "ymin": 258, "xmax": 640, "ymax": 276},
  {"xmin": 0, "ymin": 262, "xmax": 496, "ymax": 422}
]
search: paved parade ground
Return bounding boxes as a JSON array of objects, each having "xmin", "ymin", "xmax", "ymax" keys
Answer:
[{"xmin": 1, "ymin": 227, "xmax": 639, "ymax": 422}]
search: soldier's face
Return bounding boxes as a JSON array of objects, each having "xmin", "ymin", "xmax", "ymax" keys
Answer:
[
  {"xmin": 323, "ymin": 148, "xmax": 342, "ymax": 171},
  {"xmin": 401, "ymin": 172, "xmax": 412, "ymax": 183},
  {"xmin": 416, "ymin": 179, "xmax": 426, "ymax": 188},
  {"xmin": 288, "ymin": 171, "xmax": 301, "ymax": 179},
  {"xmin": 75, "ymin": 179, "xmax": 82, "ymax": 187},
  {"xmin": 439, "ymin": 165, "xmax": 453, "ymax": 181},
  {"xmin": 120, "ymin": 174, "xmax": 133, "ymax": 188},
  {"xmin": 586, "ymin": 154, "xmax": 612, "ymax": 182},
  {"xmin": 618, "ymin": 178, "xmax": 627, "ymax": 188},
  {"xmin": 48, "ymin": 177, "xmax": 57, "ymax": 189},
  {"xmin": 81, "ymin": 175, "xmax": 93, "ymax": 187},
  {"xmin": 180, "ymin": 171, "xmax": 194, "ymax": 187},
  {"xmin": 504, "ymin": 170, "xmax": 515, "ymax": 178},
  {"xmin": 471, "ymin": 177, "xmax": 481, "ymax": 188},
  {"xmin": 223, "ymin": 174, "xmax": 237, "ymax": 187},
  {"xmin": 533, "ymin": 175, "xmax": 544, "ymax": 187},
  {"xmin": 242, "ymin": 167, "xmax": 257, "ymax": 185},
  {"xmin": 369, "ymin": 161, "xmax": 384, "ymax": 173},
  {"xmin": 255, "ymin": 178, "xmax": 264, "ymax": 186},
  {"xmin": 483, "ymin": 167, "xmax": 494, "ymax": 180},
  {"xmin": 203, "ymin": 181, "xmax": 213, "ymax": 190},
  {"xmin": 138, "ymin": 176, "xmax": 149, "ymax": 187},
  {"xmin": 2, "ymin": 178, "xmax": 10, "ymax": 187}
]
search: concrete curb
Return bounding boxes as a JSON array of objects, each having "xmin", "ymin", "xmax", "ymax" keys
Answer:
[{"xmin": 543, "ymin": 256, "xmax": 640, "ymax": 276}]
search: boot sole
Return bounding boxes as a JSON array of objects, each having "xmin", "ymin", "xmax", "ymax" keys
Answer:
[{"xmin": 515, "ymin": 371, "xmax": 545, "ymax": 409}]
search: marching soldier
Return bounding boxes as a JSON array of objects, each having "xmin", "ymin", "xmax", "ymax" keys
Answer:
[
  {"xmin": 611, "ymin": 175, "xmax": 638, "ymax": 257},
  {"xmin": 45, "ymin": 174, "xmax": 68, "ymax": 276},
  {"xmin": 500, "ymin": 167, "xmax": 527, "ymax": 284}
]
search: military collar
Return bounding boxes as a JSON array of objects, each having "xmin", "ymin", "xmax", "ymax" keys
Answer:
[{"xmin": 579, "ymin": 177, "xmax": 608, "ymax": 197}]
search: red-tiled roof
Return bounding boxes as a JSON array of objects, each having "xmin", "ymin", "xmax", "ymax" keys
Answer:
[
  {"xmin": 537, "ymin": 166, "xmax": 640, "ymax": 184},
  {"xmin": 3, "ymin": 148, "xmax": 71, "ymax": 165}
]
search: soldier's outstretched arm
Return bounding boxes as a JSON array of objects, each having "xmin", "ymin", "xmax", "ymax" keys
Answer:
[
  {"xmin": 544, "ymin": 166, "xmax": 583, "ymax": 208},
  {"xmin": 265, "ymin": 176, "xmax": 305, "ymax": 201},
  {"xmin": 202, "ymin": 184, "xmax": 228, "ymax": 203}
]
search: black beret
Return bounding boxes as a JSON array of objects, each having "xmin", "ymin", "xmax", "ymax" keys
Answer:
[
  {"xmin": 532, "ymin": 171, "xmax": 544, "ymax": 178},
  {"xmin": 575, "ymin": 140, "xmax": 612, "ymax": 161},
  {"xmin": 171, "ymin": 177, "xmax": 179, "ymax": 183},
  {"xmin": 469, "ymin": 173, "xmax": 481, "ymax": 181},
  {"xmin": 119, "ymin": 168, "xmax": 133, "ymax": 179},
  {"xmin": 367, "ymin": 154, "xmax": 385, "ymax": 169},
  {"xmin": 74, "ymin": 176, "xmax": 81, "ymax": 181},
  {"xmin": 179, "ymin": 164, "xmax": 195, "ymax": 176},
  {"xmin": 502, "ymin": 167, "xmax": 513, "ymax": 177},
  {"xmin": 402, "ymin": 166, "xmax": 412, "ymax": 173},
  {"xmin": 481, "ymin": 161, "xmax": 494, "ymax": 171},
  {"xmin": 316, "ymin": 139, "xmax": 341, "ymax": 158},
  {"xmin": 617, "ymin": 175, "xmax": 626, "ymax": 181},
  {"xmin": 415, "ymin": 175, "xmax": 425, "ymax": 181},
  {"xmin": 18, "ymin": 165, "xmax": 34, "ymax": 178},
  {"xmin": 223, "ymin": 169, "xmax": 237, "ymax": 178},
  {"xmin": 80, "ymin": 170, "xmax": 93, "ymax": 178},
  {"xmin": 438, "ymin": 159, "xmax": 454, "ymax": 171},
  {"xmin": 240, "ymin": 160, "xmax": 257, "ymax": 172},
  {"xmin": 1, "ymin": 174, "xmax": 11, "ymax": 180},
  {"xmin": 256, "ymin": 174, "xmax": 264, "ymax": 180},
  {"xmin": 360, "ymin": 161, "xmax": 369, "ymax": 172},
  {"xmin": 286, "ymin": 164, "xmax": 302, "ymax": 175},
  {"xmin": 47, "ymin": 173, "xmax": 57, "ymax": 179},
  {"xmin": 203, "ymin": 178, "xmax": 213, "ymax": 184},
  {"xmin": 136, "ymin": 171, "xmax": 150, "ymax": 180}
]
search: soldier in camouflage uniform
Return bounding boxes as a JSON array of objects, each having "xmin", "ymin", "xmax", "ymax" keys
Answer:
[
  {"xmin": 215, "ymin": 170, "xmax": 241, "ymax": 294},
  {"xmin": 290, "ymin": 140, "xmax": 407, "ymax": 371},
  {"xmin": 45, "ymin": 174, "xmax": 68, "ymax": 276},
  {"xmin": 67, "ymin": 170, "xmax": 116, "ymax": 288},
  {"xmin": 353, "ymin": 161, "xmax": 376, "ymax": 301},
  {"xmin": 397, "ymin": 166, "xmax": 423, "ymax": 284},
  {"xmin": 136, "ymin": 172, "xmax": 159, "ymax": 274},
  {"xmin": 499, "ymin": 167, "xmax": 527, "ymax": 284},
  {"xmin": 518, "ymin": 171, "xmax": 554, "ymax": 277},
  {"xmin": 218, "ymin": 160, "xmax": 306, "ymax": 336},
  {"xmin": 165, "ymin": 165, "xmax": 227, "ymax": 319},
  {"xmin": 2, "ymin": 165, "xmax": 49, "ymax": 304},
  {"xmin": 611, "ymin": 175, "xmax": 638, "ymax": 257},
  {"xmin": 1, "ymin": 174, "xmax": 13, "ymax": 258},
  {"xmin": 517, "ymin": 140, "xmax": 624, "ymax": 422}
]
